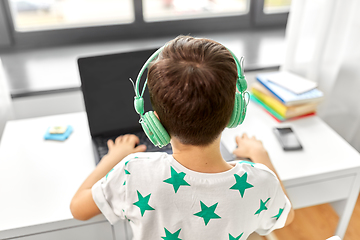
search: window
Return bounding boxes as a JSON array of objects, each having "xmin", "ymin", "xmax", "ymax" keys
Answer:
[
  {"xmin": 263, "ymin": 0, "xmax": 291, "ymax": 14},
  {"xmin": 8, "ymin": 0, "xmax": 134, "ymax": 32},
  {"xmin": 252, "ymin": 0, "xmax": 290, "ymax": 27},
  {"xmin": 143, "ymin": 0, "xmax": 249, "ymax": 22},
  {"xmin": 0, "ymin": 0, "xmax": 290, "ymax": 49}
]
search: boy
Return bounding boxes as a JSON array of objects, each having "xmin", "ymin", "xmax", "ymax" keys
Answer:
[{"xmin": 71, "ymin": 36, "xmax": 294, "ymax": 239}]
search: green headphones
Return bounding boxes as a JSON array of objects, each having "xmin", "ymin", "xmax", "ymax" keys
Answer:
[{"xmin": 133, "ymin": 46, "xmax": 249, "ymax": 148}]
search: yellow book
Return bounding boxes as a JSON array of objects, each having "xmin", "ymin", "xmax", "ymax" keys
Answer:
[{"xmin": 251, "ymin": 83, "xmax": 318, "ymax": 119}]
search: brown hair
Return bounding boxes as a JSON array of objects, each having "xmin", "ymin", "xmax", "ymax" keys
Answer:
[{"xmin": 147, "ymin": 36, "xmax": 237, "ymax": 146}]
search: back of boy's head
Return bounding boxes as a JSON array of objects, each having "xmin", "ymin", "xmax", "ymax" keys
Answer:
[{"xmin": 147, "ymin": 36, "xmax": 237, "ymax": 146}]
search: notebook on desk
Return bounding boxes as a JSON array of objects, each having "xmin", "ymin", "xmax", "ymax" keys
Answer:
[{"xmin": 77, "ymin": 48, "xmax": 235, "ymax": 165}]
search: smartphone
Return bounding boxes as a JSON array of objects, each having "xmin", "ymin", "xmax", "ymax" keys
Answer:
[{"xmin": 273, "ymin": 127, "xmax": 303, "ymax": 151}]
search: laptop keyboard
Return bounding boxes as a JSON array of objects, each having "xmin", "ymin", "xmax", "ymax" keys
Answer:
[{"xmin": 94, "ymin": 131, "xmax": 172, "ymax": 160}]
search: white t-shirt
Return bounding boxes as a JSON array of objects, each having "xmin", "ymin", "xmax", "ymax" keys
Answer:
[{"xmin": 92, "ymin": 152, "xmax": 291, "ymax": 240}]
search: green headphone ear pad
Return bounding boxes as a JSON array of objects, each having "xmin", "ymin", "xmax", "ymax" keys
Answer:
[
  {"xmin": 140, "ymin": 117, "xmax": 156, "ymax": 145},
  {"xmin": 142, "ymin": 111, "xmax": 170, "ymax": 147},
  {"xmin": 239, "ymin": 93, "xmax": 247, "ymax": 124}
]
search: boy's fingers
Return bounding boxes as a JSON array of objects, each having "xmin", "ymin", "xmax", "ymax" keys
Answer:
[
  {"xmin": 235, "ymin": 136, "xmax": 242, "ymax": 145},
  {"xmin": 134, "ymin": 144, "xmax": 147, "ymax": 152},
  {"xmin": 129, "ymin": 134, "xmax": 140, "ymax": 145},
  {"xmin": 107, "ymin": 139, "xmax": 114, "ymax": 148},
  {"xmin": 121, "ymin": 134, "xmax": 139, "ymax": 145},
  {"xmin": 242, "ymin": 133, "xmax": 249, "ymax": 139},
  {"xmin": 115, "ymin": 135, "xmax": 123, "ymax": 144},
  {"xmin": 123, "ymin": 134, "xmax": 131, "ymax": 142},
  {"xmin": 232, "ymin": 148, "xmax": 243, "ymax": 156}
]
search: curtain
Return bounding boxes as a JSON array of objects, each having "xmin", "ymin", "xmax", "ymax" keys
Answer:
[
  {"xmin": 282, "ymin": 0, "xmax": 360, "ymax": 152},
  {"xmin": 0, "ymin": 58, "xmax": 13, "ymax": 140}
]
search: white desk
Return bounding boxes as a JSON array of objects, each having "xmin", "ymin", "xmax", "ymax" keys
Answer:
[
  {"xmin": 1, "ymin": 102, "xmax": 360, "ymax": 239},
  {"xmin": 0, "ymin": 113, "xmax": 129, "ymax": 240}
]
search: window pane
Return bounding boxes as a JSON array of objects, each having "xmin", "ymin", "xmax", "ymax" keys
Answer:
[
  {"xmin": 9, "ymin": 0, "xmax": 134, "ymax": 32},
  {"xmin": 143, "ymin": 0, "xmax": 249, "ymax": 22},
  {"xmin": 263, "ymin": 0, "xmax": 291, "ymax": 14}
]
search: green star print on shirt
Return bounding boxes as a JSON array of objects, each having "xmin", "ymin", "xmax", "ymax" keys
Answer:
[
  {"xmin": 272, "ymin": 208, "xmax": 284, "ymax": 220},
  {"xmin": 229, "ymin": 233, "xmax": 244, "ymax": 240},
  {"xmin": 230, "ymin": 172, "xmax": 254, "ymax": 198},
  {"xmin": 239, "ymin": 160, "xmax": 255, "ymax": 167},
  {"xmin": 194, "ymin": 201, "xmax": 221, "ymax": 225},
  {"xmin": 163, "ymin": 166, "xmax": 190, "ymax": 193},
  {"xmin": 124, "ymin": 160, "xmax": 130, "ymax": 174},
  {"xmin": 133, "ymin": 191, "xmax": 155, "ymax": 216},
  {"xmin": 161, "ymin": 228, "xmax": 182, "ymax": 240},
  {"xmin": 255, "ymin": 198, "xmax": 271, "ymax": 215}
]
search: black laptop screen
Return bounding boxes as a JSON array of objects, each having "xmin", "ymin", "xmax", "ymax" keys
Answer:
[{"xmin": 78, "ymin": 49, "xmax": 157, "ymax": 137}]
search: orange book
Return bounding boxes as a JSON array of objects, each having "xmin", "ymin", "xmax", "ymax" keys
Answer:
[{"xmin": 251, "ymin": 83, "xmax": 319, "ymax": 119}]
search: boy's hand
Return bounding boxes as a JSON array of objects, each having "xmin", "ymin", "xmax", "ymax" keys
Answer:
[
  {"xmin": 71, "ymin": 134, "xmax": 147, "ymax": 222},
  {"xmin": 106, "ymin": 134, "xmax": 147, "ymax": 162},
  {"xmin": 233, "ymin": 133, "xmax": 267, "ymax": 160}
]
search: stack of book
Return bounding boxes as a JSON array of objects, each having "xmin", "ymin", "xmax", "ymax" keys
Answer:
[{"xmin": 251, "ymin": 71, "xmax": 324, "ymax": 122}]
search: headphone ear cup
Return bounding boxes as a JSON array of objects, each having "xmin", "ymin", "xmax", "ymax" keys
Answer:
[
  {"xmin": 227, "ymin": 92, "xmax": 246, "ymax": 128},
  {"xmin": 239, "ymin": 93, "xmax": 247, "ymax": 125},
  {"xmin": 227, "ymin": 93, "xmax": 241, "ymax": 128},
  {"xmin": 141, "ymin": 111, "xmax": 170, "ymax": 148}
]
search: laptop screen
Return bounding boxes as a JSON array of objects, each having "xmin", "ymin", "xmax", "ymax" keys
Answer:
[{"xmin": 78, "ymin": 49, "xmax": 157, "ymax": 137}]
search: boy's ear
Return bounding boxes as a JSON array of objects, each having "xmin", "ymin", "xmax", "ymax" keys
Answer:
[{"xmin": 154, "ymin": 111, "xmax": 160, "ymax": 120}]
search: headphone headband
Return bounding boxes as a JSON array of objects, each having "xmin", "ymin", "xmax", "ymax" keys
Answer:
[{"xmin": 135, "ymin": 47, "xmax": 164, "ymax": 100}]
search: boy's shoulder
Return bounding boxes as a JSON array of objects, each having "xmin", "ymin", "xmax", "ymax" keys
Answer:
[
  {"xmin": 115, "ymin": 154, "xmax": 280, "ymax": 187},
  {"xmin": 123, "ymin": 152, "xmax": 169, "ymax": 163},
  {"xmin": 234, "ymin": 160, "xmax": 277, "ymax": 176},
  {"xmin": 118, "ymin": 152, "xmax": 171, "ymax": 170},
  {"xmin": 232, "ymin": 160, "xmax": 281, "ymax": 186}
]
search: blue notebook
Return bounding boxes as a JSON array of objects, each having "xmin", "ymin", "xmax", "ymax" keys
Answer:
[{"xmin": 256, "ymin": 72, "xmax": 324, "ymax": 106}]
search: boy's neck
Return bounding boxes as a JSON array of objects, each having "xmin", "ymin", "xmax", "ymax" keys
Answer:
[{"xmin": 171, "ymin": 136, "xmax": 233, "ymax": 173}]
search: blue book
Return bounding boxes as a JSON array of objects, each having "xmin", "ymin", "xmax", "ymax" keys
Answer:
[{"xmin": 256, "ymin": 72, "xmax": 324, "ymax": 106}]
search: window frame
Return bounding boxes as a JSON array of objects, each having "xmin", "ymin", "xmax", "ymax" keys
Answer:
[
  {"xmin": 0, "ymin": 0, "xmax": 289, "ymax": 50},
  {"xmin": 252, "ymin": 0, "xmax": 289, "ymax": 27},
  {"xmin": 0, "ymin": 1, "xmax": 12, "ymax": 47}
]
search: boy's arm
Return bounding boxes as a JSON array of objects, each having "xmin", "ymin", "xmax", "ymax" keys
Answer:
[
  {"xmin": 70, "ymin": 134, "xmax": 146, "ymax": 221},
  {"xmin": 233, "ymin": 133, "xmax": 295, "ymax": 226}
]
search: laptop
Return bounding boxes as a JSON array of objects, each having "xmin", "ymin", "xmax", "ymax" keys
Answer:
[{"xmin": 78, "ymin": 48, "xmax": 235, "ymax": 165}]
